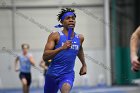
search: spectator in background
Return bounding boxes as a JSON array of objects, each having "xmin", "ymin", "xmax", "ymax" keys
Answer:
[
  {"xmin": 39, "ymin": 59, "xmax": 51, "ymax": 77},
  {"xmin": 130, "ymin": 26, "xmax": 140, "ymax": 71}
]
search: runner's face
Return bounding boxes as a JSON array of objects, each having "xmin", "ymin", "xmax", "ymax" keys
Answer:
[
  {"xmin": 22, "ymin": 48, "xmax": 28, "ymax": 54},
  {"xmin": 62, "ymin": 15, "xmax": 76, "ymax": 29}
]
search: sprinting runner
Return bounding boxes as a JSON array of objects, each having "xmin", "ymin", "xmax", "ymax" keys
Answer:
[
  {"xmin": 15, "ymin": 43, "xmax": 35, "ymax": 93},
  {"xmin": 43, "ymin": 8, "xmax": 87, "ymax": 93}
]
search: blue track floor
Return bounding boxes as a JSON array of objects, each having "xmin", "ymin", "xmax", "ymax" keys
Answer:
[{"xmin": 0, "ymin": 86, "xmax": 139, "ymax": 93}]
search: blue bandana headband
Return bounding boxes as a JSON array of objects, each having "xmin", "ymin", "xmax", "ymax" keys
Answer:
[
  {"xmin": 61, "ymin": 12, "xmax": 75, "ymax": 21},
  {"xmin": 54, "ymin": 12, "xmax": 75, "ymax": 40}
]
